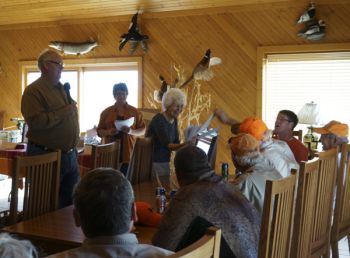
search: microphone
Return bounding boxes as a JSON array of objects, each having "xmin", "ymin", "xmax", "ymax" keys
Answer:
[{"xmin": 63, "ymin": 82, "xmax": 72, "ymax": 104}]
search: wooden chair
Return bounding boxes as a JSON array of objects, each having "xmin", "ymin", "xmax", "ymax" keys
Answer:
[
  {"xmin": 91, "ymin": 140, "xmax": 120, "ymax": 170},
  {"xmin": 310, "ymin": 147, "xmax": 338, "ymax": 258},
  {"xmin": 258, "ymin": 173, "xmax": 297, "ymax": 258},
  {"xmin": 9, "ymin": 151, "xmax": 61, "ymax": 225},
  {"xmin": 293, "ymin": 130, "xmax": 303, "ymax": 141},
  {"xmin": 331, "ymin": 143, "xmax": 350, "ymax": 258},
  {"xmin": 168, "ymin": 227, "xmax": 221, "ymax": 258},
  {"xmin": 291, "ymin": 159, "xmax": 320, "ymax": 258},
  {"xmin": 126, "ymin": 137, "xmax": 153, "ymax": 185}
]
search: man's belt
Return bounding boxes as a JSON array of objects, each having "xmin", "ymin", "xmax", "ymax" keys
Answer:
[{"xmin": 28, "ymin": 141, "xmax": 74, "ymax": 154}]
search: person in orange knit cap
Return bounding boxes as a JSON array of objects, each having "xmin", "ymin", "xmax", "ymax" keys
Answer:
[
  {"xmin": 313, "ymin": 120, "xmax": 349, "ymax": 151},
  {"xmin": 229, "ymin": 133, "xmax": 281, "ymax": 214},
  {"xmin": 214, "ymin": 109, "xmax": 298, "ymax": 177}
]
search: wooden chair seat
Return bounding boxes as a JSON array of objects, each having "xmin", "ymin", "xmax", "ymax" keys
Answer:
[
  {"xmin": 331, "ymin": 143, "xmax": 350, "ymax": 258},
  {"xmin": 126, "ymin": 137, "xmax": 153, "ymax": 185},
  {"xmin": 8, "ymin": 151, "xmax": 61, "ymax": 225},
  {"xmin": 91, "ymin": 140, "xmax": 120, "ymax": 170},
  {"xmin": 258, "ymin": 173, "xmax": 297, "ymax": 258},
  {"xmin": 168, "ymin": 227, "xmax": 221, "ymax": 258}
]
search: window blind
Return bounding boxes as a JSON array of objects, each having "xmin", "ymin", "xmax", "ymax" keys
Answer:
[{"xmin": 262, "ymin": 52, "xmax": 350, "ymax": 130}]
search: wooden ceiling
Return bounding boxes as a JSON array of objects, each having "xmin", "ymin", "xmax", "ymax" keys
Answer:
[{"xmin": 0, "ymin": 0, "xmax": 345, "ymax": 28}]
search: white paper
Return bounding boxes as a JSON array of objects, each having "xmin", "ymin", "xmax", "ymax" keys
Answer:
[
  {"xmin": 114, "ymin": 117, "xmax": 135, "ymax": 130},
  {"xmin": 184, "ymin": 114, "xmax": 215, "ymax": 142}
]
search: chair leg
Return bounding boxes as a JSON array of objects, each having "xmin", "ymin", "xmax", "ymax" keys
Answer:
[
  {"xmin": 331, "ymin": 240, "xmax": 339, "ymax": 258},
  {"xmin": 347, "ymin": 235, "xmax": 350, "ymax": 253}
]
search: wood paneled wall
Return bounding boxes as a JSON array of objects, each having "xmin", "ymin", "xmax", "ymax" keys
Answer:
[{"xmin": 1, "ymin": 2, "xmax": 350, "ymax": 171}]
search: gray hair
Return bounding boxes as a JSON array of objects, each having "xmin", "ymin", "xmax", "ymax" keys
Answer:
[
  {"xmin": 0, "ymin": 233, "xmax": 38, "ymax": 258},
  {"xmin": 73, "ymin": 168, "xmax": 134, "ymax": 238},
  {"xmin": 233, "ymin": 151, "xmax": 265, "ymax": 171},
  {"xmin": 162, "ymin": 88, "xmax": 186, "ymax": 112},
  {"xmin": 37, "ymin": 49, "xmax": 60, "ymax": 71}
]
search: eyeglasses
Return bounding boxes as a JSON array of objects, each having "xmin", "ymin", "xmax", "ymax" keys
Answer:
[
  {"xmin": 47, "ymin": 60, "xmax": 64, "ymax": 68},
  {"xmin": 276, "ymin": 117, "xmax": 292, "ymax": 123}
]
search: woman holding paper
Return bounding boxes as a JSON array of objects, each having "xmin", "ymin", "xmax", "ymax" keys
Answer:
[
  {"xmin": 97, "ymin": 83, "xmax": 145, "ymax": 175},
  {"xmin": 146, "ymin": 88, "xmax": 188, "ymax": 181}
]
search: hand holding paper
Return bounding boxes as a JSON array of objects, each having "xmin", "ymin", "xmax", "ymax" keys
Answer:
[{"xmin": 114, "ymin": 117, "xmax": 135, "ymax": 131}]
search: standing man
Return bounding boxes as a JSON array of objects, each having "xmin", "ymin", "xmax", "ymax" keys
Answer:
[
  {"xmin": 21, "ymin": 49, "xmax": 80, "ymax": 208},
  {"xmin": 274, "ymin": 110, "xmax": 308, "ymax": 163}
]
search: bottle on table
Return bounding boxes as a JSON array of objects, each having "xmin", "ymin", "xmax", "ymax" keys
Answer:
[
  {"xmin": 155, "ymin": 187, "xmax": 167, "ymax": 214},
  {"xmin": 221, "ymin": 162, "xmax": 229, "ymax": 181}
]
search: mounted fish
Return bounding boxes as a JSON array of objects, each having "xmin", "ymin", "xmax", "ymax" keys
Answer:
[
  {"xmin": 48, "ymin": 38, "xmax": 98, "ymax": 55},
  {"xmin": 119, "ymin": 12, "xmax": 149, "ymax": 55},
  {"xmin": 180, "ymin": 49, "xmax": 222, "ymax": 89}
]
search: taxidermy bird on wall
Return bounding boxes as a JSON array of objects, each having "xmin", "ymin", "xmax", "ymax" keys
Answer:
[
  {"xmin": 48, "ymin": 38, "xmax": 98, "ymax": 55},
  {"xmin": 153, "ymin": 75, "xmax": 180, "ymax": 103},
  {"xmin": 154, "ymin": 75, "xmax": 169, "ymax": 103},
  {"xmin": 296, "ymin": 3, "xmax": 326, "ymax": 42},
  {"xmin": 298, "ymin": 20, "xmax": 326, "ymax": 41},
  {"xmin": 297, "ymin": 3, "xmax": 316, "ymax": 24},
  {"xmin": 119, "ymin": 12, "xmax": 149, "ymax": 55},
  {"xmin": 179, "ymin": 49, "xmax": 221, "ymax": 89}
]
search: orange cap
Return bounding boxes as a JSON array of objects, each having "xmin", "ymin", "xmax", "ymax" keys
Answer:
[
  {"xmin": 135, "ymin": 201, "xmax": 162, "ymax": 227},
  {"xmin": 229, "ymin": 133, "xmax": 260, "ymax": 156},
  {"xmin": 239, "ymin": 117, "xmax": 268, "ymax": 141},
  {"xmin": 313, "ymin": 121, "xmax": 349, "ymax": 138}
]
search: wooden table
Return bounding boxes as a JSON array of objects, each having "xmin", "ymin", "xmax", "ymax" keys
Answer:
[
  {"xmin": 1, "ymin": 181, "xmax": 162, "ymax": 256},
  {"xmin": 0, "ymin": 142, "xmax": 26, "ymax": 176}
]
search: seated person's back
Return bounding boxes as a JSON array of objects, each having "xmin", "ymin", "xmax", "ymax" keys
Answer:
[
  {"xmin": 152, "ymin": 145, "xmax": 260, "ymax": 258},
  {"xmin": 47, "ymin": 168, "xmax": 172, "ymax": 258}
]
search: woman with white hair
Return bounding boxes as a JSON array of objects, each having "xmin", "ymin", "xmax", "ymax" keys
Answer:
[{"xmin": 146, "ymin": 88, "xmax": 187, "ymax": 180}]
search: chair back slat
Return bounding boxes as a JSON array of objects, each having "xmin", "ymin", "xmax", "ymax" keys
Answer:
[
  {"xmin": 331, "ymin": 143, "xmax": 350, "ymax": 258},
  {"xmin": 126, "ymin": 137, "xmax": 153, "ymax": 184},
  {"xmin": 291, "ymin": 159, "xmax": 319, "ymax": 258},
  {"xmin": 9, "ymin": 151, "xmax": 61, "ymax": 224},
  {"xmin": 91, "ymin": 141, "xmax": 120, "ymax": 170},
  {"xmin": 168, "ymin": 227, "xmax": 221, "ymax": 258},
  {"xmin": 258, "ymin": 173, "xmax": 297, "ymax": 258},
  {"xmin": 310, "ymin": 148, "xmax": 338, "ymax": 257}
]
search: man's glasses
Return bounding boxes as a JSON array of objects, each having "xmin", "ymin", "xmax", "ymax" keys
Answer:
[
  {"xmin": 276, "ymin": 117, "xmax": 292, "ymax": 123},
  {"xmin": 47, "ymin": 60, "xmax": 64, "ymax": 68}
]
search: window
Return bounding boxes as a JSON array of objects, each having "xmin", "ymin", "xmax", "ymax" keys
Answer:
[
  {"xmin": 257, "ymin": 44, "xmax": 350, "ymax": 131},
  {"xmin": 21, "ymin": 57, "xmax": 142, "ymax": 132}
]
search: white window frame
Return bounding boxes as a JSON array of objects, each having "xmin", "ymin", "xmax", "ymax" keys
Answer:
[{"xmin": 19, "ymin": 57, "xmax": 143, "ymax": 131}]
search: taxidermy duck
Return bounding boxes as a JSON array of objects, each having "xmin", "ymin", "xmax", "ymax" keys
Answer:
[
  {"xmin": 119, "ymin": 12, "xmax": 149, "ymax": 54},
  {"xmin": 48, "ymin": 38, "xmax": 98, "ymax": 55},
  {"xmin": 179, "ymin": 49, "xmax": 222, "ymax": 89},
  {"xmin": 154, "ymin": 75, "xmax": 169, "ymax": 103},
  {"xmin": 298, "ymin": 20, "xmax": 326, "ymax": 39},
  {"xmin": 297, "ymin": 3, "xmax": 316, "ymax": 24}
]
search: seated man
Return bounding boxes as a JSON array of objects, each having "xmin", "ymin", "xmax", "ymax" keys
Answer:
[
  {"xmin": 48, "ymin": 168, "xmax": 173, "ymax": 258},
  {"xmin": 230, "ymin": 133, "xmax": 282, "ymax": 214},
  {"xmin": 239, "ymin": 117, "xmax": 298, "ymax": 178},
  {"xmin": 214, "ymin": 109, "xmax": 297, "ymax": 178},
  {"xmin": 314, "ymin": 120, "xmax": 349, "ymax": 151},
  {"xmin": 152, "ymin": 145, "xmax": 260, "ymax": 258},
  {"xmin": 274, "ymin": 110, "xmax": 308, "ymax": 163}
]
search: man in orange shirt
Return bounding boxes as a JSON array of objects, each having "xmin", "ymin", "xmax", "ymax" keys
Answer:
[{"xmin": 274, "ymin": 110, "xmax": 308, "ymax": 163}]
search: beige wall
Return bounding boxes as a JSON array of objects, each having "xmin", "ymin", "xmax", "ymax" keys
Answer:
[{"xmin": 1, "ymin": 2, "xmax": 350, "ymax": 170}]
